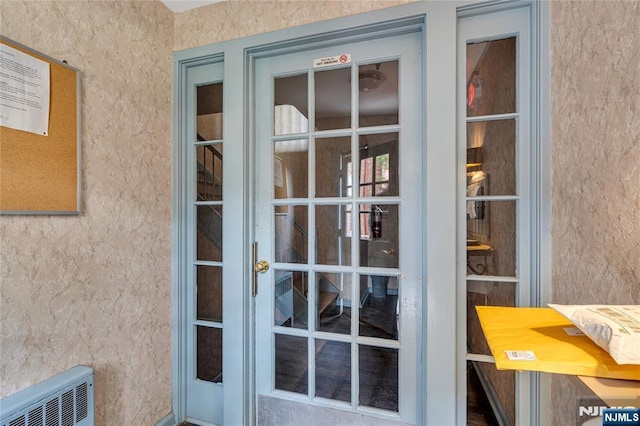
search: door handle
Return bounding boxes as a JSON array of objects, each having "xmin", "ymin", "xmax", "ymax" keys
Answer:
[
  {"xmin": 255, "ymin": 260, "xmax": 270, "ymax": 273},
  {"xmin": 252, "ymin": 242, "xmax": 269, "ymax": 297}
]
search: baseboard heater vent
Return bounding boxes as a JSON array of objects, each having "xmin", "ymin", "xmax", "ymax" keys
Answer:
[{"xmin": 0, "ymin": 366, "xmax": 94, "ymax": 426}]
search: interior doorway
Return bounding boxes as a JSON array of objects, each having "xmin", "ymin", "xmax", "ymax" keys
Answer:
[
  {"xmin": 253, "ymin": 28, "xmax": 424, "ymax": 425},
  {"xmin": 173, "ymin": 2, "xmax": 548, "ymax": 425}
]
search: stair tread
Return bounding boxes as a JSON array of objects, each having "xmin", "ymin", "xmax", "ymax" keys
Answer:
[{"xmin": 318, "ymin": 291, "xmax": 338, "ymax": 314}]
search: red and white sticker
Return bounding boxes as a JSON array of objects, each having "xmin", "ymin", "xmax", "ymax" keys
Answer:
[{"xmin": 313, "ymin": 54, "xmax": 351, "ymax": 68}]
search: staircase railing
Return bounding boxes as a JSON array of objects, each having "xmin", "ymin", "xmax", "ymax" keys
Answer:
[
  {"xmin": 197, "ymin": 143, "xmax": 223, "ymax": 202},
  {"xmin": 289, "ymin": 220, "xmax": 341, "ymax": 320},
  {"xmin": 196, "ymin": 135, "xmax": 223, "ymax": 250},
  {"xmin": 195, "ymin": 143, "xmax": 341, "ymax": 320}
]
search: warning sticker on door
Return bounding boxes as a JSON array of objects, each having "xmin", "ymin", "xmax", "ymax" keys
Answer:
[{"xmin": 313, "ymin": 54, "xmax": 351, "ymax": 68}]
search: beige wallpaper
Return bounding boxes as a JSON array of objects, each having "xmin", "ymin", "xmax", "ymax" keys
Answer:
[
  {"xmin": 551, "ymin": 0, "xmax": 640, "ymax": 305},
  {"xmin": 0, "ymin": 1, "xmax": 174, "ymax": 424},
  {"xmin": 174, "ymin": 0, "xmax": 413, "ymax": 51},
  {"xmin": 550, "ymin": 1, "xmax": 640, "ymax": 425}
]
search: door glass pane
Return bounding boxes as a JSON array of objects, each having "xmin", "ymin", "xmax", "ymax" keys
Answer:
[
  {"xmin": 274, "ymin": 74, "xmax": 308, "ymax": 135},
  {"xmin": 466, "ymin": 200, "xmax": 516, "ymax": 276},
  {"xmin": 196, "ymin": 325, "xmax": 222, "ymax": 383},
  {"xmin": 358, "ymin": 134, "xmax": 398, "ymax": 197},
  {"xmin": 359, "ymin": 60, "xmax": 398, "ymax": 127},
  {"xmin": 467, "ymin": 119, "xmax": 515, "ymax": 196},
  {"xmin": 315, "ymin": 67, "xmax": 351, "ymax": 131},
  {"xmin": 359, "ymin": 345, "xmax": 398, "ymax": 412},
  {"xmin": 466, "ymin": 280, "xmax": 516, "ymax": 356},
  {"xmin": 316, "ymin": 205, "xmax": 351, "ymax": 266},
  {"xmin": 465, "ymin": 22, "xmax": 522, "ymax": 426},
  {"xmin": 275, "ymin": 140, "xmax": 308, "ymax": 199},
  {"xmin": 467, "ymin": 361, "xmax": 516, "ymax": 425},
  {"xmin": 196, "ymin": 82, "xmax": 223, "ymax": 140},
  {"xmin": 359, "ymin": 204, "xmax": 399, "ymax": 268},
  {"xmin": 197, "ymin": 144, "xmax": 223, "ymax": 201},
  {"xmin": 315, "ymin": 136, "xmax": 351, "ymax": 198},
  {"xmin": 275, "ymin": 205, "xmax": 308, "ymax": 263},
  {"xmin": 275, "ymin": 334, "xmax": 308, "ymax": 394},
  {"xmin": 467, "ymin": 37, "xmax": 516, "ymax": 117},
  {"xmin": 315, "ymin": 272, "xmax": 348, "ymax": 334},
  {"xmin": 274, "ymin": 270, "xmax": 308, "ymax": 330},
  {"xmin": 315, "ymin": 339, "xmax": 350, "ymax": 402},
  {"xmin": 197, "ymin": 205, "xmax": 222, "ymax": 262},
  {"xmin": 359, "ymin": 274, "xmax": 398, "ymax": 340},
  {"xmin": 197, "ymin": 265, "xmax": 222, "ymax": 322}
]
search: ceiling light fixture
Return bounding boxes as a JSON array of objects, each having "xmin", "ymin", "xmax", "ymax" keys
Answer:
[{"xmin": 358, "ymin": 64, "xmax": 386, "ymax": 93}]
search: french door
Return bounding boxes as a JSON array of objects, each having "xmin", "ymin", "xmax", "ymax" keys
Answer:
[
  {"xmin": 184, "ymin": 60, "xmax": 226, "ymax": 425},
  {"xmin": 174, "ymin": 3, "xmax": 547, "ymax": 425},
  {"xmin": 458, "ymin": 5, "xmax": 539, "ymax": 425},
  {"xmin": 253, "ymin": 30, "xmax": 424, "ymax": 423}
]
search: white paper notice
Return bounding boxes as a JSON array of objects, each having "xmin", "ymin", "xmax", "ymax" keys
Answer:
[{"xmin": 0, "ymin": 43, "xmax": 50, "ymax": 135}]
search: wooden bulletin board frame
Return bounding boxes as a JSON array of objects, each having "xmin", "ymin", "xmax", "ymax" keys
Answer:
[{"xmin": 0, "ymin": 36, "xmax": 81, "ymax": 215}]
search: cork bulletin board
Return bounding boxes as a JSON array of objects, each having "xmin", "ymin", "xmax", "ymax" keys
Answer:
[{"xmin": 0, "ymin": 36, "xmax": 81, "ymax": 214}]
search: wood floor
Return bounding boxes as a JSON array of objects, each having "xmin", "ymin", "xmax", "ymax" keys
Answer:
[{"xmin": 467, "ymin": 362, "xmax": 500, "ymax": 426}]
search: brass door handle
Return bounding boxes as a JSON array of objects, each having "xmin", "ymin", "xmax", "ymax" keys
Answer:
[
  {"xmin": 255, "ymin": 260, "xmax": 270, "ymax": 273},
  {"xmin": 252, "ymin": 242, "xmax": 261, "ymax": 297}
]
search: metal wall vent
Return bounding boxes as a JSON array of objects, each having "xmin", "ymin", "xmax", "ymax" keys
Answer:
[{"xmin": 0, "ymin": 366, "xmax": 94, "ymax": 426}]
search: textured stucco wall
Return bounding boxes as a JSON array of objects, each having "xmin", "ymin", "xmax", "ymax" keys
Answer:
[
  {"xmin": 174, "ymin": 0, "xmax": 414, "ymax": 50},
  {"xmin": 0, "ymin": 1, "xmax": 174, "ymax": 424},
  {"xmin": 550, "ymin": 1, "xmax": 640, "ymax": 425},
  {"xmin": 551, "ymin": 0, "xmax": 640, "ymax": 305}
]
